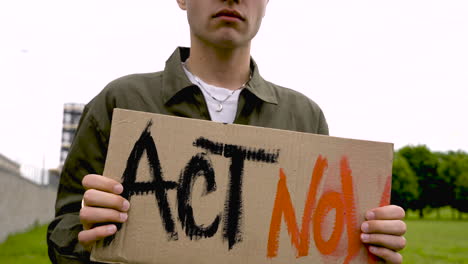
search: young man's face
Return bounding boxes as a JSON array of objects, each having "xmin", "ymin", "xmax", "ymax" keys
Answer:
[{"xmin": 177, "ymin": 0, "xmax": 268, "ymax": 49}]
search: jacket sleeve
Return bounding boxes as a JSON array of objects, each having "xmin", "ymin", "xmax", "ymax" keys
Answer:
[
  {"xmin": 47, "ymin": 104, "xmax": 111, "ymax": 264},
  {"xmin": 317, "ymin": 108, "xmax": 329, "ymax": 136}
]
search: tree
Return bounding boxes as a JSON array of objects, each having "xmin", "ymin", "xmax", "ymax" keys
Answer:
[
  {"xmin": 454, "ymin": 172, "xmax": 468, "ymax": 217},
  {"xmin": 391, "ymin": 153, "xmax": 419, "ymax": 211},
  {"xmin": 399, "ymin": 145, "xmax": 441, "ymax": 218},
  {"xmin": 437, "ymin": 151, "xmax": 468, "ymax": 218}
]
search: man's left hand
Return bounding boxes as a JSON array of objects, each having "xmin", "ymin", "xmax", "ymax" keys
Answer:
[{"xmin": 360, "ymin": 205, "xmax": 406, "ymax": 264}]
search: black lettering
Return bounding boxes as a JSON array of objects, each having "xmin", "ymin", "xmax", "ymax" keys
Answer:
[
  {"xmin": 177, "ymin": 153, "xmax": 220, "ymax": 240},
  {"xmin": 102, "ymin": 126, "xmax": 280, "ymax": 249},
  {"xmin": 223, "ymin": 145, "xmax": 245, "ymax": 250},
  {"xmin": 193, "ymin": 137, "xmax": 279, "ymax": 249},
  {"xmin": 104, "ymin": 120, "xmax": 178, "ymax": 246}
]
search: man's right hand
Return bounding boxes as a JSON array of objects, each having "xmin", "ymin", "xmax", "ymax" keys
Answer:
[{"xmin": 78, "ymin": 174, "xmax": 130, "ymax": 252}]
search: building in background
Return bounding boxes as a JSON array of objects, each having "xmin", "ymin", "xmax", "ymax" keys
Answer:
[
  {"xmin": 1, "ymin": 151, "xmax": 51, "ymax": 186},
  {"xmin": 60, "ymin": 103, "xmax": 85, "ymax": 168},
  {"xmin": 48, "ymin": 168, "xmax": 60, "ymax": 188},
  {"xmin": 0, "ymin": 152, "xmax": 21, "ymax": 176},
  {"xmin": 0, "ymin": 151, "xmax": 57, "ymax": 243}
]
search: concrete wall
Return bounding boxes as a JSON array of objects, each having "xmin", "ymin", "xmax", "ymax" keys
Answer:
[
  {"xmin": 0, "ymin": 153, "xmax": 20, "ymax": 174},
  {"xmin": 0, "ymin": 168, "xmax": 57, "ymax": 242}
]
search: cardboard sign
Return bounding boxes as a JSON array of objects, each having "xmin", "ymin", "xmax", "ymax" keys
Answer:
[{"xmin": 91, "ymin": 109, "xmax": 393, "ymax": 264}]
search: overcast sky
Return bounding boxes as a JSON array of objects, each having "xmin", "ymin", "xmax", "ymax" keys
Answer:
[{"xmin": 1, "ymin": 0, "xmax": 467, "ymax": 169}]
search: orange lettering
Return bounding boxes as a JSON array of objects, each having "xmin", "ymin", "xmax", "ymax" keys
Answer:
[
  {"xmin": 313, "ymin": 190, "xmax": 344, "ymax": 255},
  {"xmin": 267, "ymin": 156, "xmax": 381, "ymax": 263},
  {"xmin": 340, "ymin": 157, "xmax": 360, "ymax": 264},
  {"xmin": 267, "ymin": 156, "xmax": 328, "ymax": 257},
  {"xmin": 380, "ymin": 175, "xmax": 392, "ymax": 207}
]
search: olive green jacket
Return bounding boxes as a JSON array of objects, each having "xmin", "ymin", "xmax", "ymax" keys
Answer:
[{"xmin": 47, "ymin": 47, "xmax": 329, "ymax": 263}]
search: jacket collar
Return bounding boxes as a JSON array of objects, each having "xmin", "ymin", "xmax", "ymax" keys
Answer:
[{"xmin": 162, "ymin": 47, "xmax": 278, "ymax": 105}]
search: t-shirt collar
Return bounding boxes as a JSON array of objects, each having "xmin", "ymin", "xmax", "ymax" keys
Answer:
[{"xmin": 162, "ymin": 47, "xmax": 278, "ymax": 105}]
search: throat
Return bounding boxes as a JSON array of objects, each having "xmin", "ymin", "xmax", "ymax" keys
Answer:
[{"xmin": 183, "ymin": 56, "xmax": 251, "ymax": 90}]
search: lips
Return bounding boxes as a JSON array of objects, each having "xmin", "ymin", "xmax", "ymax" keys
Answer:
[{"xmin": 213, "ymin": 9, "xmax": 245, "ymax": 21}]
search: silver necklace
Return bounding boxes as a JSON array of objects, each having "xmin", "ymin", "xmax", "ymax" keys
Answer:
[
  {"xmin": 182, "ymin": 61, "xmax": 250, "ymax": 112},
  {"xmin": 195, "ymin": 77, "xmax": 236, "ymax": 112}
]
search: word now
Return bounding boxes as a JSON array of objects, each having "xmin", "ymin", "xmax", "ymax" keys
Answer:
[
  {"xmin": 267, "ymin": 156, "xmax": 391, "ymax": 263},
  {"xmin": 103, "ymin": 120, "xmax": 279, "ymax": 249}
]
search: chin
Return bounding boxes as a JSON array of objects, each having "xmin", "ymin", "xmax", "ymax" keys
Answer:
[
  {"xmin": 195, "ymin": 31, "xmax": 251, "ymax": 49},
  {"xmin": 211, "ymin": 34, "xmax": 251, "ymax": 49},
  {"xmin": 213, "ymin": 39, "xmax": 243, "ymax": 49}
]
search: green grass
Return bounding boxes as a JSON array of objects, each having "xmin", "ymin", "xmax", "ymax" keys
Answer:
[
  {"xmin": 1, "ymin": 213, "xmax": 468, "ymax": 264},
  {"xmin": 402, "ymin": 220, "xmax": 468, "ymax": 263},
  {"xmin": 0, "ymin": 223, "xmax": 50, "ymax": 264},
  {"xmin": 398, "ymin": 207, "xmax": 468, "ymax": 263}
]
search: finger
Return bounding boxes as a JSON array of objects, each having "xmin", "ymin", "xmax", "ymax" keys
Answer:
[
  {"xmin": 80, "ymin": 206, "xmax": 128, "ymax": 228},
  {"xmin": 368, "ymin": 246, "xmax": 403, "ymax": 264},
  {"xmin": 83, "ymin": 189, "xmax": 130, "ymax": 212},
  {"xmin": 366, "ymin": 205, "xmax": 405, "ymax": 220},
  {"xmin": 361, "ymin": 233, "xmax": 406, "ymax": 251},
  {"xmin": 82, "ymin": 174, "xmax": 123, "ymax": 194},
  {"xmin": 361, "ymin": 220, "xmax": 406, "ymax": 236},
  {"xmin": 78, "ymin": 224, "xmax": 117, "ymax": 249}
]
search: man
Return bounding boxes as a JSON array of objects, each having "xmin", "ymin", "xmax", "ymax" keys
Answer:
[{"xmin": 47, "ymin": 0, "xmax": 406, "ymax": 263}]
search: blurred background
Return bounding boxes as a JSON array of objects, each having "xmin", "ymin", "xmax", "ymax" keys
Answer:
[{"xmin": 0, "ymin": 0, "xmax": 467, "ymax": 263}]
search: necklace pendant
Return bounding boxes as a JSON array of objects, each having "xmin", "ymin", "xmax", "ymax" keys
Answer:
[{"xmin": 216, "ymin": 103, "xmax": 223, "ymax": 112}]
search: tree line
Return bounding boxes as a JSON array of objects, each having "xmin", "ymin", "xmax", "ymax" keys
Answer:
[{"xmin": 391, "ymin": 145, "xmax": 468, "ymax": 218}]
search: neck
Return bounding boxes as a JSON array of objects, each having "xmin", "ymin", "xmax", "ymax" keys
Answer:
[{"xmin": 186, "ymin": 38, "xmax": 251, "ymax": 90}]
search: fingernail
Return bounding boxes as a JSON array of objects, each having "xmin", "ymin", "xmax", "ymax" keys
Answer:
[
  {"xmin": 361, "ymin": 233, "xmax": 370, "ymax": 242},
  {"xmin": 114, "ymin": 184, "xmax": 123, "ymax": 194},
  {"xmin": 120, "ymin": 213, "xmax": 128, "ymax": 222},
  {"xmin": 122, "ymin": 200, "xmax": 130, "ymax": 211},
  {"xmin": 369, "ymin": 246, "xmax": 378, "ymax": 254},
  {"xmin": 366, "ymin": 211, "xmax": 376, "ymax": 220},
  {"xmin": 362, "ymin": 222, "xmax": 369, "ymax": 233},
  {"xmin": 107, "ymin": 225, "xmax": 117, "ymax": 234}
]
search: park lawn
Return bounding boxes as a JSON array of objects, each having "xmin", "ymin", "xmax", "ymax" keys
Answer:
[
  {"xmin": 403, "ymin": 207, "xmax": 468, "ymax": 263},
  {"xmin": 0, "ymin": 224, "xmax": 50, "ymax": 264},
  {"xmin": 1, "ymin": 217, "xmax": 468, "ymax": 264},
  {"xmin": 402, "ymin": 220, "xmax": 468, "ymax": 264}
]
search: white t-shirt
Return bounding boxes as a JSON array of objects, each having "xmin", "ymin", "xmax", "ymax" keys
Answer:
[{"xmin": 182, "ymin": 63, "xmax": 242, "ymax": 124}]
